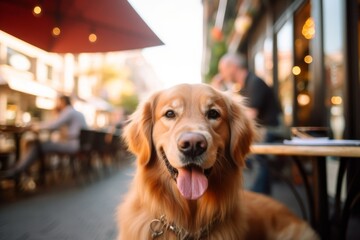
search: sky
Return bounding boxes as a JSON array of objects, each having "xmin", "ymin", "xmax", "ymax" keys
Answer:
[{"xmin": 128, "ymin": 0, "xmax": 203, "ymax": 88}]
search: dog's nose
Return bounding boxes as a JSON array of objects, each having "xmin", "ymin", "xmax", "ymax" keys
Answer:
[{"xmin": 178, "ymin": 132, "xmax": 207, "ymax": 158}]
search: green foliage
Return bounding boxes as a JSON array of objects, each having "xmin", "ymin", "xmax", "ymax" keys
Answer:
[
  {"xmin": 204, "ymin": 0, "xmax": 238, "ymax": 83},
  {"xmin": 205, "ymin": 41, "xmax": 227, "ymax": 83},
  {"xmin": 119, "ymin": 94, "xmax": 138, "ymax": 113}
]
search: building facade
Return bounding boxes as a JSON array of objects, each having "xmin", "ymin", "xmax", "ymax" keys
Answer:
[
  {"xmin": 203, "ymin": 0, "xmax": 360, "ymax": 238},
  {"xmin": 204, "ymin": 0, "xmax": 360, "ymax": 141},
  {"xmin": 0, "ymin": 31, "xmax": 160, "ymax": 129}
]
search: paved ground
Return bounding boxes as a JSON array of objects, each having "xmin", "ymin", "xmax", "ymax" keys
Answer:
[
  {"xmin": 0, "ymin": 159, "xmax": 134, "ymax": 240},
  {"xmin": 0, "ymin": 158, "xmax": 307, "ymax": 240}
]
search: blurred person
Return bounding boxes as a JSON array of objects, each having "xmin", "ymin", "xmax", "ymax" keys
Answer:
[
  {"xmin": 1, "ymin": 95, "xmax": 88, "ymax": 179},
  {"xmin": 212, "ymin": 52, "xmax": 282, "ymax": 194}
]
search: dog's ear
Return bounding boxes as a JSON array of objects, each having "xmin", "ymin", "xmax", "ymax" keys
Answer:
[
  {"xmin": 226, "ymin": 93, "xmax": 256, "ymax": 167},
  {"xmin": 123, "ymin": 93, "xmax": 158, "ymax": 166}
]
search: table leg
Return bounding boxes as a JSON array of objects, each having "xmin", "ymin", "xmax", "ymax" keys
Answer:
[
  {"xmin": 313, "ymin": 157, "xmax": 329, "ymax": 239},
  {"xmin": 339, "ymin": 158, "xmax": 360, "ymax": 239},
  {"xmin": 293, "ymin": 156, "xmax": 315, "ymax": 226}
]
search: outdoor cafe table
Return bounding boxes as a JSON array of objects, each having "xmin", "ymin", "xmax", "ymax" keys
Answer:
[
  {"xmin": 250, "ymin": 142, "xmax": 360, "ymax": 240},
  {"xmin": 0, "ymin": 124, "xmax": 30, "ymax": 161}
]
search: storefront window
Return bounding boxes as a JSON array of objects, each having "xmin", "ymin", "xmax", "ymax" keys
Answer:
[
  {"xmin": 294, "ymin": 2, "xmax": 312, "ymax": 126},
  {"xmin": 323, "ymin": 0, "xmax": 345, "ymax": 139},
  {"xmin": 254, "ymin": 37, "xmax": 274, "ymax": 87},
  {"xmin": 248, "ymin": 13, "xmax": 273, "ymax": 87},
  {"xmin": 276, "ymin": 21, "xmax": 294, "ymax": 126}
]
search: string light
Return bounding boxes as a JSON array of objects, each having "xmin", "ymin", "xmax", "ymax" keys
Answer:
[
  {"xmin": 302, "ymin": 17, "xmax": 315, "ymax": 39},
  {"xmin": 33, "ymin": 5, "xmax": 42, "ymax": 16},
  {"xmin": 32, "ymin": 4, "xmax": 98, "ymax": 43},
  {"xmin": 292, "ymin": 66, "xmax": 301, "ymax": 75},
  {"xmin": 331, "ymin": 96, "xmax": 342, "ymax": 105},
  {"xmin": 304, "ymin": 55, "xmax": 313, "ymax": 64},
  {"xmin": 89, "ymin": 33, "xmax": 97, "ymax": 43},
  {"xmin": 297, "ymin": 93, "xmax": 311, "ymax": 106},
  {"xmin": 52, "ymin": 27, "xmax": 61, "ymax": 37}
]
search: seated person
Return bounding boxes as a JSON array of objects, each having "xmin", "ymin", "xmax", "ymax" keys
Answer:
[
  {"xmin": 212, "ymin": 52, "xmax": 282, "ymax": 194},
  {"xmin": 1, "ymin": 95, "xmax": 88, "ymax": 179}
]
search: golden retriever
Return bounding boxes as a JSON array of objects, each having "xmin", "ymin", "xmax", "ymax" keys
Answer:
[{"xmin": 117, "ymin": 83, "xmax": 318, "ymax": 240}]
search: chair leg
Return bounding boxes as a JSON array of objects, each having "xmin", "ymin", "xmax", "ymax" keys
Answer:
[{"xmin": 70, "ymin": 155, "xmax": 79, "ymax": 178}]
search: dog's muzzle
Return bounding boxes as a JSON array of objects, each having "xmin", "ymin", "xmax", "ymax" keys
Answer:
[{"xmin": 160, "ymin": 132, "xmax": 214, "ymax": 200}]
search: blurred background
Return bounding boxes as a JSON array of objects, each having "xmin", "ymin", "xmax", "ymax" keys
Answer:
[
  {"xmin": 0, "ymin": 0, "xmax": 203, "ymax": 130},
  {"xmin": 1, "ymin": 0, "xmax": 360, "ymax": 239},
  {"xmin": 0, "ymin": 0, "xmax": 359, "ymax": 140}
]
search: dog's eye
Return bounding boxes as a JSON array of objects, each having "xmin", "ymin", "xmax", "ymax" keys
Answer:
[
  {"xmin": 164, "ymin": 110, "xmax": 176, "ymax": 119},
  {"xmin": 206, "ymin": 109, "xmax": 220, "ymax": 120}
]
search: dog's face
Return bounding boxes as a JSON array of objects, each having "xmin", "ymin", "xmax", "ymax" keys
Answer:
[{"xmin": 124, "ymin": 84, "xmax": 254, "ymax": 201}]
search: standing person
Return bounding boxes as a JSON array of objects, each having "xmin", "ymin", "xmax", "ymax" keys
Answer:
[
  {"xmin": 1, "ymin": 95, "xmax": 88, "ymax": 179},
  {"xmin": 213, "ymin": 52, "xmax": 281, "ymax": 194}
]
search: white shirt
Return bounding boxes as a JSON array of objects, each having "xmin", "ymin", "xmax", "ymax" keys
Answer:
[{"xmin": 40, "ymin": 106, "xmax": 88, "ymax": 140}]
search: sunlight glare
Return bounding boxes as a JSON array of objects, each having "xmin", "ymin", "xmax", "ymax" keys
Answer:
[{"xmin": 128, "ymin": 0, "xmax": 203, "ymax": 88}]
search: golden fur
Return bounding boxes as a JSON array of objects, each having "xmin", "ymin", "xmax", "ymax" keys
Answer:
[{"xmin": 117, "ymin": 83, "xmax": 318, "ymax": 240}]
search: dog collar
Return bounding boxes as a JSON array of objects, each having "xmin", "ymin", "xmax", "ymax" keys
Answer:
[{"xmin": 150, "ymin": 215, "xmax": 218, "ymax": 239}]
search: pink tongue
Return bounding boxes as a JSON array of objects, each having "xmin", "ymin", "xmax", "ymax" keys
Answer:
[{"xmin": 177, "ymin": 167, "xmax": 208, "ymax": 200}]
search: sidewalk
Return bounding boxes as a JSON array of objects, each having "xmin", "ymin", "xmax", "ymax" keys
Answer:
[
  {"xmin": 0, "ymin": 159, "xmax": 306, "ymax": 240},
  {"xmin": 0, "ymin": 160, "xmax": 134, "ymax": 240}
]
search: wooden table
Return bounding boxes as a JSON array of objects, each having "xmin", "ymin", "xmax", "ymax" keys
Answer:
[
  {"xmin": 251, "ymin": 143, "xmax": 360, "ymax": 240},
  {"xmin": 251, "ymin": 144, "xmax": 360, "ymax": 157}
]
